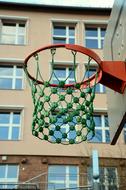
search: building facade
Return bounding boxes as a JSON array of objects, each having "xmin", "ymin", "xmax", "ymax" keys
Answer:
[{"xmin": 0, "ymin": 1, "xmax": 126, "ymax": 190}]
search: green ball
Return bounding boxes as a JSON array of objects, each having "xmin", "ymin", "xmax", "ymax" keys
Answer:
[
  {"xmin": 39, "ymin": 127, "xmax": 43, "ymax": 132},
  {"xmin": 80, "ymin": 92, "xmax": 85, "ymax": 98},
  {"xmin": 70, "ymin": 125, "xmax": 75, "ymax": 131},
  {"xmin": 51, "ymin": 88, "xmax": 57, "ymax": 94},
  {"xmin": 81, "ymin": 118, "xmax": 86, "ymax": 125},
  {"xmin": 73, "ymin": 97, "xmax": 79, "ymax": 103},
  {"xmin": 62, "ymin": 133, "xmax": 67, "ymax": 139},
  {"xmin": 81, "ymin": 105, "xmax": 85, "ymax": 111},
  {"xmin": 39, "ymin": 90, "xmax": 44, "ymax": 97},
  {"xmin": 44, "ymin": 122, "xmax": 49, "ymax": 128},
  {"xmin": 75, "ymin": 83, "xmax": 81, "ymax": 89},
  {"xmin": 32, "ymin": 130, "xmax": 38, "ymax": 137},
  {"xmin": 59, "ymin": 95, "xmax": 65, "ymax": 101},
  {"xmin": 32, "ymin": 86, "xmax": 37, "ymax": 94},
  {"xmin": 44, "ymin": 81, "xmax": 50, "ymax": 87},
  {"xmin": 86, "ymin": 88, "xmax": 92, "ymax": 94},
  {"xmin": 44, "ymin": 96, "xmax": 50, "ymax": 102},
  {"xmin": 55, "ymin": 125, "xmax": 60, "ymax": 131},
  {"xmin": 67, "ymin": 103, "xmax": 73, "ymax": 109},
  {"xmin": 85, "ymin": 100, "xmax": 90, "ymax": 107},
  {"xmin": 44, "ymin": 135, "xmax": 48, "ymax": 140},
  {"xmin": 67, "ymin": 116, "xmax": 73, "ymax": 122},
  {"xmin": 66, "ymin": 88, "xmax": 73, "ymax": 94},
  {"xmin": 38, "ymin": 119, "xmax": 44, "ymax": 126},
  {"xmin": 44, "ymin": 111, "xmax": 50, "ymax": 117},
  {"xmin": 69, "ymin": 139, "xmax": 75, "ymax": 144},
  {"xmin": 86, "ymin": 113, "xmax": 91, "ymax": 120},
  {"xmin": 76, "ymin": 130, "xmax": 81, "ymax": 136},
  {"xmin": 49, "ymin": 130, "xmax": 54, "ymax": 136},
  {"xmin": 56, "ymin": 138, "xmax": 61, "ymax": 143},
  {"xmin": 50, "ymin": 117, "xmax": 57, "ymax": 124},
  {"xmin": 40, "ymin": 114, "xmax": 44, "ymax": 119},
  {"xmin": 76, "ymin": 117, "xmax": 81, "ymax": 122},
  {"xmin": 59, "ymin": 81, "xmax": 65, "ymax": 88}
]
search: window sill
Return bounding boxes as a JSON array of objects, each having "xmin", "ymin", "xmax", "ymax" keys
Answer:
[
  {"xmin": 0, "ymin": 43, "xmax": 26, "ymax": 46},
  {"xmin": 0, "ymin": 88, "xmax": 24, "ymax": 91}
]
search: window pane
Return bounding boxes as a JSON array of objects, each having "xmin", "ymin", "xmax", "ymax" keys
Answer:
[
  {"xmin": 15, "ymin": 79, "xmax": 22, "ymax": 89},
  {"xmin": 86, "ymin": 28, "xmax": 97, "ymax": 37},
  {"xmin": 1, "ymin": 35, "xmax": 15, "ymax": 44},
  {"xmin": 0, "ymin": 165, "xmax": 6, "ymax": 178},
  {"xmin": 54, "ymin": 183, "xmax": 65, "ymax": 189},
  {"xmin": 69, "ymin": 38, "xmax": 75, "ymax": 44},
  {"xmin": 69, "ymin": 27, "xmax": 75, "ymax": 36},
  {"xmin": 2, "ymin": 23, "xmax": 16, "ymax": 34},
  {"xmin": 0, "ymin": 78, "xmax": 12, "ymax": 89},
  {"xmin": 53, "ymin": 38, "xmax": 66, "ymax": 44},
  {"xmin": 105, "ymin": 116, "xmax": 109, "ymax": 127},
  {"xmin": 0, "ymin": 127, "xmax": 9, "ymax": 140},
  {"xmin": 18, "ymin": 24, "xmax": 25, "ymax": 33},
  {"xmin": 53, "ymin": 26, "xmax": 66, "ymax": 36},
  {"xmin": 18, "ymin": 36, "xmax": 25, "ymax": 44},
  {"xmin": 0, "ymin": 66, "xmax": 13, "ymax": 76},
  {"xmin": 68, "ymin": 68, "xmax": 74, "ymax": 79},
  {"xmin": 0, "ymin": 113, "xmax": 10, "ymax": 124},
  {"xmin": 53, "ymin": 68, "xmax": 66, "ymax": 78},
  {"xmin": 90, "ymin": 130, "xmax": 102, "ymax": 142},
  {"xmin": 124, "ymin": 131, "xmax": 126, "ymax": 143},
  {"xmin": 7, "ymin": 165, "xmax": 18, "ymax": 178},
  {"xmin": 86, "ymin": 39, "xmax": 98, "ymax": 49},
  {"xmin": 94, "ymin": 115, "xmax": 101, "ymax": 126},
  {"xmin": 101, "ymin": 28, "xmax": 106, "ymax": 37},
  {"xmin": 13, "ymin": 113, "xmax": 20, "ymax": 124},
  {"xmin": 105, "ymin": 130, "xmax": 110, "ymax": 143},
  {"xmin": 12, "ymin": 127, "xmax": 19, "ymax": 140},
  {"xmin": 69, "ymin": 166, "xmax": 78, "ymax": 181},
  {"xmin": 85, "ymin": 69, "xmax": 95, "ymax": 78},
  {"xmin": 16, "ymin": 67, "xmax": 23, "ymax": 76}
]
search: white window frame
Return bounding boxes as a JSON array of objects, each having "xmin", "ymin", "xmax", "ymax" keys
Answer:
[
  {"xmin": 0, "ymin": 110, "xmax": 22, "ymax": 141},
  {"xmin": 0, "ymin": 164, "xmax": 19, "ymax": 189},
  {"xmin": 48, "ymin": 165, "xmax": 79, "ymax": 189},
  {"xmin": 90, "ymin": 113, "xmax": 110, "ymax": 143},
  {"xmin": 84, "ymin": 23, "xmax": 107, "ymax": 49},
  {"xmin": 0, "ymin": 17, "xmax": 27, "ymax": 45},
  {"xmin": 52, "ymin": 23, "xmax": 76, "ymax": 44},
  {"xmin": 0, "ymin": 64, "xmax": 24, "ymax": 90},
  {"xmin": 52, "ymin": 65, "xmax": 75, "ymax": 84}
]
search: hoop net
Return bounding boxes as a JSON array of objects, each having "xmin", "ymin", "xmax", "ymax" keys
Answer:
[{"xmin": 24, "ymin": 44, "xmax": 102, "ymax": 144}]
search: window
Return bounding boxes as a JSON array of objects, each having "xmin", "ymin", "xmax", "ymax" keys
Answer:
[
  {"xmin": 0, "ymin": 65, "xmax": 24, "ymax": 89},
  {"xmin": 52, "ymin": 24, "xmax": 75, "ymax": 44},
  {"xmin": 0, "ymin": 164, "xmax": 19, "ymax": 189},
  {"xmin": 85, "ymin": 25, "xmax": 106, "ymax": 49},
  {"xmin": 85, "ymin": 67, "xmax": 105, "ymax": 93},
  {"xmin": 48, "ymin": 165, "xmax": 79, "ymax": 190},
  {"xmin": 52, "ymin": 66, "xmax": 75, "ymax": 84},
  {"xmin": 0, "ymin": 19, "xmax": 26, "ymax": 45},
  {"xmin": 89, "ymin": 114, "xmax": 110, "ymax": 143},
  {"xmin": 123, "ymin": 122, "xmax": 126, "ymax": 143},
  {"xmin": 0, "ymin": 111, "xmax": 21, "ymax": 140},
  {"xmin": 88, "ymin": 167, "xmax": 118, "ymax": 190}
]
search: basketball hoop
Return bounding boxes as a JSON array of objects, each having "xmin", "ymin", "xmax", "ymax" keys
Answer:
[{"xmin": 24, "ymin": 43, "xmax": 126, "ymax": 144}]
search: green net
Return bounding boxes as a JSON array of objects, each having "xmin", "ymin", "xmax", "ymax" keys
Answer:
[{"xmin": 24, "ymin": 48, "xmax": 98, "ymax": 144}]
